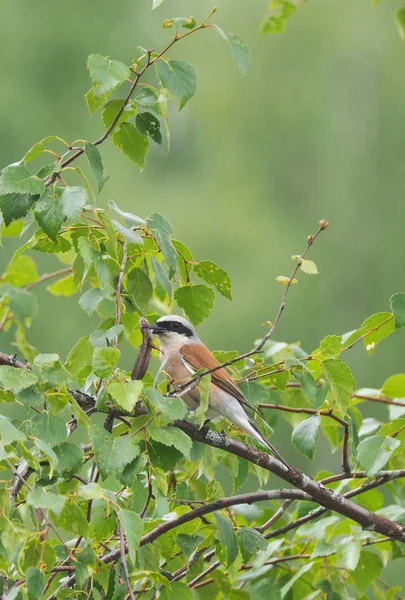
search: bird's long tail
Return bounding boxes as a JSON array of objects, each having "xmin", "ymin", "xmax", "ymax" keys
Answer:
[{"xmin": 244, "ymin": 418, "xmax": 290, "ymax": 470}]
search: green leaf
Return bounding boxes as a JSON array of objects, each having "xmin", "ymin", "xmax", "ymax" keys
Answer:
[
  {"xmin": 357, "ymin": 435, "xmax": 400, "ymax": 477},
  {"xmin": 174, "ymin": 285, "xmax": 215, "ymax": 325},
  {"xmin": 281, "ymin": 562, "xmax": 313, "ymax": 599},
  {"xmin": 111, "ymin": 220, "xmax": 144, "ymax": 244},
  {"xmin": 0, "ymin": 164, "xmax": 45, "ymax": 196},
  {"xmin": 0, "ymin": 415, "xmax": 27, "ymax": 443},
  {"xmin": 3, "ymin": 255, "xmax": 39, "ymax": 287},
  {"xmin": 47, "ymin": 274, "xmax": 76, "ymax": 297},
  {"xmin": 193, "ymin": 260, "xmax": 232, "ymax": 300},
  {"xmin": 319, "ymin": 335, "xmax": 342, "ymax": 358},
  {"xmin": 390, "ymin": 293, "xmax": 405, "ymax": 328},
  {"xmin": 84, "ymin": 142, "xmax": 108, "ymax": 193},
  {"xmin": 34, "ymin": 188, "xmax": 66, "ymax": 241},
  {"xmin": 90, "ymin": 424, "xmax": 140, "ymax": 479},
  {"xmin": 79, "ymin": 286, "xmax": 113, "ymax": 315},
  {"xmin": 118, "ymin": 509, "xmax": 144, "ymax": 564},
  {"xmin": 29, "ymin": 411, "xmax": 67, "ymax": 446},
  {"xmin": 396, "ymin": 7, "xmax": 405, "ymax": 40},
  {"xmin": 260, "ymin": 1, "xmax": 296, "ymax": 35},
  {"xmin": 322, "ymin": 359, "xmax": 355, "ymax": 414},
  {"xmin": 213, "ymin": 512, "xmax": 238, "ymax": 567},
  {"xmin": 361, "ymin": 312, "xmax": 395, "ymax": 354},
  {"xmin": 66, "ymin": 337, "xmax": 94, "ymax": 376},
  {"xmin": 101, "ymin": 99, "xmax": 137, "ymax": 129},
  {"xmin": 382, "ymin": 374, "xmax": 405, "ymax": 398},
  {"xmin": 27, "ymin": 567, "xmax": 44, "ymax": 600},
  {"xmin": 194, "ymin": 374, "xmax": 211, "ymax": 427},
  {"xmin": 112, "ymin": 122, "xmax": 149, "ymax": 170},
  {"xmin": 291, "ymin": 414, "xmax": 320, "ymax": 459},
  {"xmin": 156, "ymin": 59, "xmax": 197, "ymax": 110},
  {"xmin": 126, "ymin": 267, "xmax": 152, "ymax": 312},
  {"xmin": 87, "ymin": 54, "xmax": 130, "ymax": 97},
  {"xmin": 176, "ymin": 533, "xmax": 203, "ymax": 557},
  {"xmin": 213, "ymin": 27, "xmax": 251, "ymax": 75},
  {"xmin": 239, "ymin": 528, "xmax": 267, "ymax": 555},
  {"xmin": 0, "ymin": 283, "xmax": 38, "ymax": 324},
  {"xmin": 290, "ymin": 365, "xmax": 318, "ymax": 406},
  {"xmin": 59, "ymin": 186, "xmax": 87, "ymax": 224},
  {"xmin": 162, "ymin": 17, "xmax": 197, "ymax": 31},
  {"xmin": 92, "ymin": 346, "xmax": 121, "ymax": 378},
  {"xmin": 160, "ymin": 583, "xmax": 192, "ymax": 600},
  {"xmin": 134, "ymin": 86, "xmax": 160, "ymax": 113},
  {"xmin": 136, "ymin": 112, "xmax": 162, "ymax": 145},
  {"xmin": 151, "ymin": 257, "xmax": 172, "ymax": 299},
  {"xmin": 109, "ymin": 200, "xmax": 146, "ymax": 227},
  {"xmin": 144, "ymin": 387, "xmax": 187, "ymax": 421},
  {"xmin": 148, "ymin": 426, "xmax": 192, "ymax": 458},
  {"xmin": 152, "ymin": 0, "xmax": 165, "ymax": 8},
  {"xmin": 336, "ymin": 537, "xmax": 361, "ymax": 570},
  {"xmin": 54, "ymin": 442, "xmax": 84, "ymax": 477},
  {"xmin": 349, "ymin": 550, "xmax": 382, "ymax": 594},
  {"xmin": 109, "ymin": 380, "xmax": 143, "ymax": 412},
  {"xmin": 0, "ymin": 193, "xmax": 38, "ymax": 226},
  {"xmin": 90, "ymin": 324, "xmax": 124, "ymax": 347},
  {"xmin": 85, "ymin": 87, "xmax": 109, "ymax": 115},
  {"xmin": 27, "ymin": 486, "xmax": 66, "ymax": 516},
  {"xmin": 0, "ymin": 366, "xmax": 38, "ymax": 394},
  {"xmin": 300, "ymin": 259, "xmax": 318, "ymax": 274}
]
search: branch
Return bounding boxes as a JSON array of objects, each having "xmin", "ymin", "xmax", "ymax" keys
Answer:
[
  {"xmin": 114, "ymin": 240, "xmax": 128, "ymax": 347},
  {"xmin": 44, "ymin": 9, "xmax": 216, "ymax": 188},
  {"xmin": 169, "ymin": 220, "xmax": 328, "ymax": 396},
  {"xmin": 119, "ymin": 521, "xmax": 135, "ymax": 600}
]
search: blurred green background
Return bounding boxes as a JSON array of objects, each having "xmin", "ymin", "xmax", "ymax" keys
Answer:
[{"xmin": 1, "ymin": 0, "xmax": 405, "ymax": 387}]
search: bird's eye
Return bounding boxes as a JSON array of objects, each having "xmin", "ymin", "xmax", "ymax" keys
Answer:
[{"xmin": 172, "ymin": 322, "xmax": 180, "ymax": 329}]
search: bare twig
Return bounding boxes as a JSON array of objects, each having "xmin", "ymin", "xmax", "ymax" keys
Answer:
[
  {"xmin": 119, "ymin": 521, "xmax": 135, "ymax": 600},
  {"xmin": 114, "ymin": 241, "xmax": 128, "ymax": 347},
  {"xmin": 25, "ymin": 268, "xmax": 72, "ymax": 291}
]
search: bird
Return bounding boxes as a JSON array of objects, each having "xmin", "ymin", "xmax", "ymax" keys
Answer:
[{"xmin": 149, "ymin": 314, "xmax": 290, "ymax": 470}]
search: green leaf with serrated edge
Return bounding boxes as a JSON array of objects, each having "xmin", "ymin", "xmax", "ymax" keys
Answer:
[
  {"xmin": 319, "ymin": 334, "xmax": 342, "ymax": 358},
  {"xmin": 349, "ymin": 550, "xmax": 383, "ymax": 594},
  {"xmin": 160, "ymin": 583, "xmax": 192, "ymax": 600},
  {"xmin": 90, "ymin": 324, "xmax": 124, "ymax": 347},
  {"xmin": 112, "ymin": 122, "xmax": 149, "ymax": 170},
  {"xmin": 54, "ymin": 442, "xmax": 84, "ymax": 477},
  {"xmin": 34, "ymin": 439, "xmax": 59, "ymax": 478},
  {"xmin": 85, "ymin": 87, "xmax": 109, "ymax": 115},
  {"xmin": 147, "ymin": 211, "xmax": 172, "ymax": 233},
  {"xmin": 322, "ymin": 359, "xmax": 355, "ymax": 414},
  {"xmin": 396, "ymin": 8, "xmax": 405, "ymax": 39},
  {"xmin": 84, "ymin": 142, "xmax": 108, "ymax": 193},
  {"xmin": 239, "ymin": 528, "xmax": 267, "ymax": 555},
  {"xmin": 27, "ymin": 486, "xmax": 66, "ymax": 516},
  {"xmin": 382, "ymin": 374, "xmax": 405, "ymax": 398},
  {"xmin": 79, "ymin": 286, "xmax": 113, "ymax": 315},
  {"xmin": 90, "ymin": 424, "xmax": 140, "ymax": 479},
  {"xmin": 148, "ymin": 426, "xmax": 192, "ymax": 457},
  {"xmin": 291, "ymin": 414, "xmax": 320, "ymax": 459},
  {"xmin": 92, "ymin": 346, "xmax": 120, "ymax": 378},
  {"xmin": 361, "ymin": 311, "xmax": 395, "ymax": 354},
  {"xmin": 390, "ymin": 293, "xmax": 405, "ymax": 328},
  {"xmin": 214, "ymin": 512, "xmax": 238, "ymax": 567},
  {"xmin": 151, "ymin": 256, "xmax": 172, "ymax": 299},
  {"xmin": 260, "ymin": 0, "xmax": 296, "ymax": 35},
  {"xmin": 357, "ymin": 435, "xmax": 400, "ymax": 477},
  {"xmin": 32, "ymin": 353, "xmax": 69, "ymax": 388},
  {"xmin": 194, "ymin": 374, "xmax": 211, "ymax": 426},
  {"xmin": 27, "ymin": 567, "xmax": 44, "ymax": 600},
  {"xmin": 133, "ymin": 86, "xmax": 160, "ymax": 114},
  {"xmin": 3, "ymin": 254, "xmax": 39, "ymax": 287},
  {"xmin": 61, "ymin": 186, "xmax": 88, "ymax": 222},
  {"xmin": 112, "ymin": 220, "xmax": 143, "ymax": 244},
  {"xmin": 162, "ymin": 17, "xmax": 197, "ymax": 31},
  {"xmin": 87, "ymin": 54, "xmax": 130, "ymax": 97},
  {"xmin": 136, "ymin": 112, "xmax": 162, "ymax": 144},
  {"xmin": 0, "ymin": 193, "xmax": 38, "ymax": 226},
  {"xmin": 47, "ymin": 274, "xmax": 76, "ymax": 297},
  {"xmin": 34, "ymin": 187, "xmax": 66, "ymax": 241},
  {"xmin": 126, "ymin": 267, "xmax": 152, "ymax": 312},
  {"xmin": 0, "ymin": 283, "xmax": 38, "ymax": 324},
  {"xmin": 300, "ymin": 259, "xmax": 318, "ymax": 274},
  {"xmin": 156, "ymin": 59, "xmax": 197, "ymax": 110},
  {"xmin": 65, "ymin": 337, "xmax": 93, "ymax": 376},
  {"xmin": 0, "ymin": 415, "xmax": 26, "ymax": 443},
  {"xmin": 336, "ymin": 537, "xmax": 361, "ymax": 570},
  {"xmin": 0, "ymin": 164, "xmax": 45, "ymax": 196},
  {"xmin": 213, "ymin": 27, "xmax": 251, "ymax": 75},
  {"xmin": 290, "ymin": 367, "xmax": 317, "ymax": 405},
  {"xmin": 152, "ymin": 0, "xmax": 165, "ymax": 7},
  {"xmin": 174, "ymin": 285, "xmax": 215, "ymax": 325},
  {"xmin": 193, "ymin": 260, "xmax": 232, "ymax": 300},
  {"xmin": 109, "ymin": 380, "xmax": 143, "ymax": 412},
  {"xmin": 238, "ymin": 380, "xmax": 270, "ymax": 407},
  {"xmin": 109, "ymin": 200, "xmax": 146, "ymax": 226},
  {"xmin": 118, "ymin": 508, "xmax": 144, "ymax": 564},
  {"xmin": 144, "ymin": 387, "xmax": 187, "ymax": 421},
  {"xmin": 0, "ymin": 366, "xmax": 38, "ymax": 394},
  {"xmin": 29, "ymin": 410, "xmax": 67, "ymax": 446},
  {"xmin": 101, "ymin": 99, "xmax": 137, "ymax": 129},
  {"xmin": 281, "ymin": 562, "xmax": 313, "ymax": 599}
]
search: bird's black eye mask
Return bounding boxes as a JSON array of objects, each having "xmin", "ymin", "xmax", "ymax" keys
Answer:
[{"xmin": 150, "ymin": 321, "xmax": 194, "ymax": 338}]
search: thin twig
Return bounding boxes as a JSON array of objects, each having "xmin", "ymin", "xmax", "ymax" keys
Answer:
[
  {"xmin": 114, "ymin": 241, "xmax": 128, "ymax": 347},
  {"xmin": 119, "ymin": 521, "xmax": 135, "ymax": 600},
  {"xmin": 25, "ymin": 268, "xmax": 72, "ymax": 291}
]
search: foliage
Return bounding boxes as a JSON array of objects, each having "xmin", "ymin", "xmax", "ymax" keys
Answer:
[{"xmin": 0, "ymin": 4, "xmax": 404, "ymax": 600}]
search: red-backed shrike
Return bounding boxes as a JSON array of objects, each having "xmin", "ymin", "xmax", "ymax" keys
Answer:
[{"xmin": 150, "ymin": 315, "xmax": 289, "ymax": 469}]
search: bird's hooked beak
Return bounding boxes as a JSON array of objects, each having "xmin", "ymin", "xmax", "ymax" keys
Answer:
[{"xmin": 148, "ymin": 323, "xmax": 165, "ymax": 334}]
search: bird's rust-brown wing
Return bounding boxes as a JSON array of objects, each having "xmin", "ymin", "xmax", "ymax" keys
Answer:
[{"xmin": 179, "ymin": 344, "xmax": 256, "ymax": 412}]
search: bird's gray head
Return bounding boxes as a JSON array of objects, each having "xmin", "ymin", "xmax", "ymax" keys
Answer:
[{"xmin": 149, "ymin": 315, "xmax": 198, "ymax": 347}]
